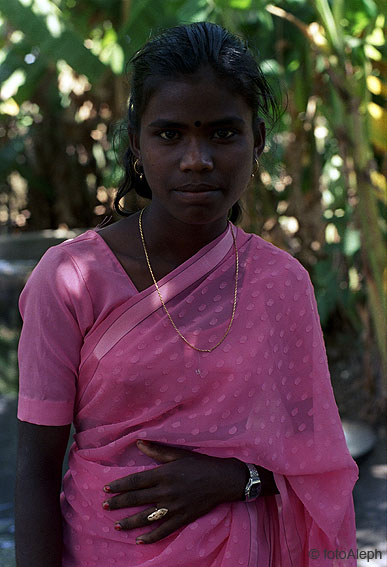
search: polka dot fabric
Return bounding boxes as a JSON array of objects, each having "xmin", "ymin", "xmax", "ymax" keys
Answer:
[{"xmin": 18, "ymin": 227, "xmax": 357, "ymax": 566}]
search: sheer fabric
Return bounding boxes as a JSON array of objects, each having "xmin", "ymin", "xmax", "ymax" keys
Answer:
[{"xmin": 18, "ymin": 226, "xmax": 358, "ymax": 566}]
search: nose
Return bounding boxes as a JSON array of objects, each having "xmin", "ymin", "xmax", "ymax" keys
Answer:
[{"xmin": 179, "ymin": 138, "xmax": 214, "ymax": 172}]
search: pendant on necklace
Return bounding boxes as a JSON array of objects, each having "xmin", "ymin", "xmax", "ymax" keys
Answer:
[{"xmin": 195, "ymin": 351, "xmax": 202, "ymax": 376}]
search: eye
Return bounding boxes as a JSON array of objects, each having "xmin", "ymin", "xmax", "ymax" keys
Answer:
[
  {"xmin": 213, "ymin": 128, "xmax": 236, "ymax": 140},
  {"xmin": 159, "ymin": 130, "xmax": 180, "ymax": 141}
]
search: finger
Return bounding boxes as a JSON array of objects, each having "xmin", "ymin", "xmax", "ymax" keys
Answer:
[
  {"xmin": 115, "ymin": 506, "xmax": 167, "ymax": 531},
  {"xmin": 105, "ymin": 467, "xmax": 160, "ymax": 494},
  {"xmin": 103, "ymin": 487, "xmax": 161, "ymax": 511},
  {"xmin": 136, "ymin": 516, "xmax": 185, "ymax": 544},
  {"xmin": 136, "ymin": 440, "xmax": 193, "ymax": 463}
]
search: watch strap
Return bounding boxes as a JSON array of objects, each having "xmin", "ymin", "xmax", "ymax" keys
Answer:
[{"xmin": 244, "ymin": 463, "xmax": 262, "ymax": 502}]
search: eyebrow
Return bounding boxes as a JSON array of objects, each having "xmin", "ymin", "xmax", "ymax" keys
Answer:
[{"xmin": 147, "ymin": 116, "xmax": 246, "ymax": 129}]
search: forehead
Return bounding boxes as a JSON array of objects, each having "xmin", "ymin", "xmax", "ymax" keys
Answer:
[{"xmin": 141, "ymin": 71, "xmax": 253, "ymax": 126}]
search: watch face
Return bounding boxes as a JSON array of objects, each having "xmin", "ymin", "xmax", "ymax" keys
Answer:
[{"xmin": 245, "ymin": 464, "xmax": 262, "ymax": 501}]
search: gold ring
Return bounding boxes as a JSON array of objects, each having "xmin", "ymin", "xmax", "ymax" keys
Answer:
[{"xmin": 147, "ymin": 507, "xmax": 168, "ymax": 522}]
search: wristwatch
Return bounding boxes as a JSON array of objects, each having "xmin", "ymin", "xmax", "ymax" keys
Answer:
[{"xmin": 244, "ymin": 463, "xmax": 262, "ymax": 502}]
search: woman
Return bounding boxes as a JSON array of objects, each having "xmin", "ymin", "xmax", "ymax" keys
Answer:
[{"xmin": 15, "ymin": 22, "xmax": 358, "ymax": 566}]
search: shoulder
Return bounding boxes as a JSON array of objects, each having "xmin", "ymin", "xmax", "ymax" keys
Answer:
[
  {"xmin": 52, "ymin": 229, "xmax": 104, "ymax": 267},
  {"xmin": 30, "ymin": 229, "xmax": 120, "ymax": 285},
  {"xmin": 23, "ymin": 231, "xmax": 96, "ymax": 293},
  {"xmin": 237, "ymin": 227, "xmax": 309, "ymax": 283},
  {"xmin": 19, "ymin": 230, "xmax": 110, "ymax": 310}
]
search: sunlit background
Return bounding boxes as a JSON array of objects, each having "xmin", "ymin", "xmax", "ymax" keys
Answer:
[{"xmin": 0, "ymin": 1, "xmax": 386, "ymax": 565}]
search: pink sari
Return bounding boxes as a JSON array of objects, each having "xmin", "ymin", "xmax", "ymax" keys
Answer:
[{"xmin": 18, "ymin": 225, "xmax": 357, "ymax": 566}]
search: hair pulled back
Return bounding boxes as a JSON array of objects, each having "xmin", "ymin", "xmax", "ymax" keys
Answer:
[{"xmin": 114, "ymin": 22, "xmax": 279, "ymax": 222}]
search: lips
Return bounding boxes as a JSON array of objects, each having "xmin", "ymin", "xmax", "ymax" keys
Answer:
[
  {"xmin": 172, "ymin": 184, "xmax": 220, "ymax": 203},
  {"xmin": 174, "ymin": 183, "xmax": 219, "ymax": 193}
]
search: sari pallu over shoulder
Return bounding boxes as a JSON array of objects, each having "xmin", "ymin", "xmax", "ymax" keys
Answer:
[
  {"xmin": 76, "ymin": 224, "xmax": 239, "ymax": 409},
  {"xmin": 66, "ymin": 226, "xmax": 357, "ymax": 566}
]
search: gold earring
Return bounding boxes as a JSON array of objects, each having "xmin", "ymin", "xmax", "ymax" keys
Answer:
[
  {"xmin": 251, "ymin": 158, "xmax": 259, "ymax": 178},
  {"xmin": 133, "ymin": 159, "xmax": 144, "ymax": 181}
]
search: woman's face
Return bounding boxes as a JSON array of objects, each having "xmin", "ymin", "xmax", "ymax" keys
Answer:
[{"xmin": 130, "ymin": 69, "xmax": 265, "ymax": 226}]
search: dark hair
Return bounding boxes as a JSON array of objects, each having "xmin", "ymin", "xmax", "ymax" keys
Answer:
[{"xmin": 114, "ymin": 22, "xmax": 279, "ymax": 222}]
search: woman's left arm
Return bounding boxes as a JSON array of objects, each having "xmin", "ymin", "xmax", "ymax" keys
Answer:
[{"xmin": 103, "ymin": 440, "xmax": 277, "ymax": 544}]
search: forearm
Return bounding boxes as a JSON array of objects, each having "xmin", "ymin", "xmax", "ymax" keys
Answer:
[
  {"xmin": 15, "ymin": 421, "xmax": 70, "ymax": 567},
  {"xmin": 15, "ymin": 475, "xmax": 63, "ymax": 567}
]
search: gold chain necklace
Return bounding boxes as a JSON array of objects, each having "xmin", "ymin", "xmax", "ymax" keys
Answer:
[{"xmin": 138, "ymin": 208, "xmax": 239, "ymax": 353}]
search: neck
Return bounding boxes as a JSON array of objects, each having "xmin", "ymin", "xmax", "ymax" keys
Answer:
[{"xmin": 140, "ymin": 205, "xmax": 229, "ymax": 265}]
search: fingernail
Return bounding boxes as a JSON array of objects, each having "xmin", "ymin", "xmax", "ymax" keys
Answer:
[
  {"xmin": 114, "ymin": 523, "xmax": 122, "ymax": 531},
  {"xmin": 103, "ymin": 485, "xmax": 111, "ymax": 493},
  {"xmin": 136, "ymin": 538, "xmax": 145, "ymax": 544},
  {"xmin": 102, "ymin": 501, "xmax": 110, "ymax": 510}
]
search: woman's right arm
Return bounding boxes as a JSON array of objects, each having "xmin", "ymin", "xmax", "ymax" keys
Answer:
[{"xmin": 15, "ymin": 420, "xmax": 71, "ymax": 567}]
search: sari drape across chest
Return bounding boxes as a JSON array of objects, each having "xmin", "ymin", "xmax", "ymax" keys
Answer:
[{"xmin": 18, "ymin": 226, "xmax": 357, "ymax": 567}]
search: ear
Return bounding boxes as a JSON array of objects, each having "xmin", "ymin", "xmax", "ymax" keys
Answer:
[
  {"xmin": 128, "ymin": 129, "xmax": 141, "ymax": 162},
  {"xmin": 254, "ymin": 119, "xmax": 266, "ymax": 159}
]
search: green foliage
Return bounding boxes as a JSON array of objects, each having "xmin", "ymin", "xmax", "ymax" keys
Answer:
[
  {"xmin": 0, "ymin": 0, "xmax": 106, "ymax": 82},
  {"xmin": 0, "ymin": 0, "xmax": 385, "ymax": 378},
  {"xmin": 343, "ymin": 0, "xmax": 378, "ymax": 35}
]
